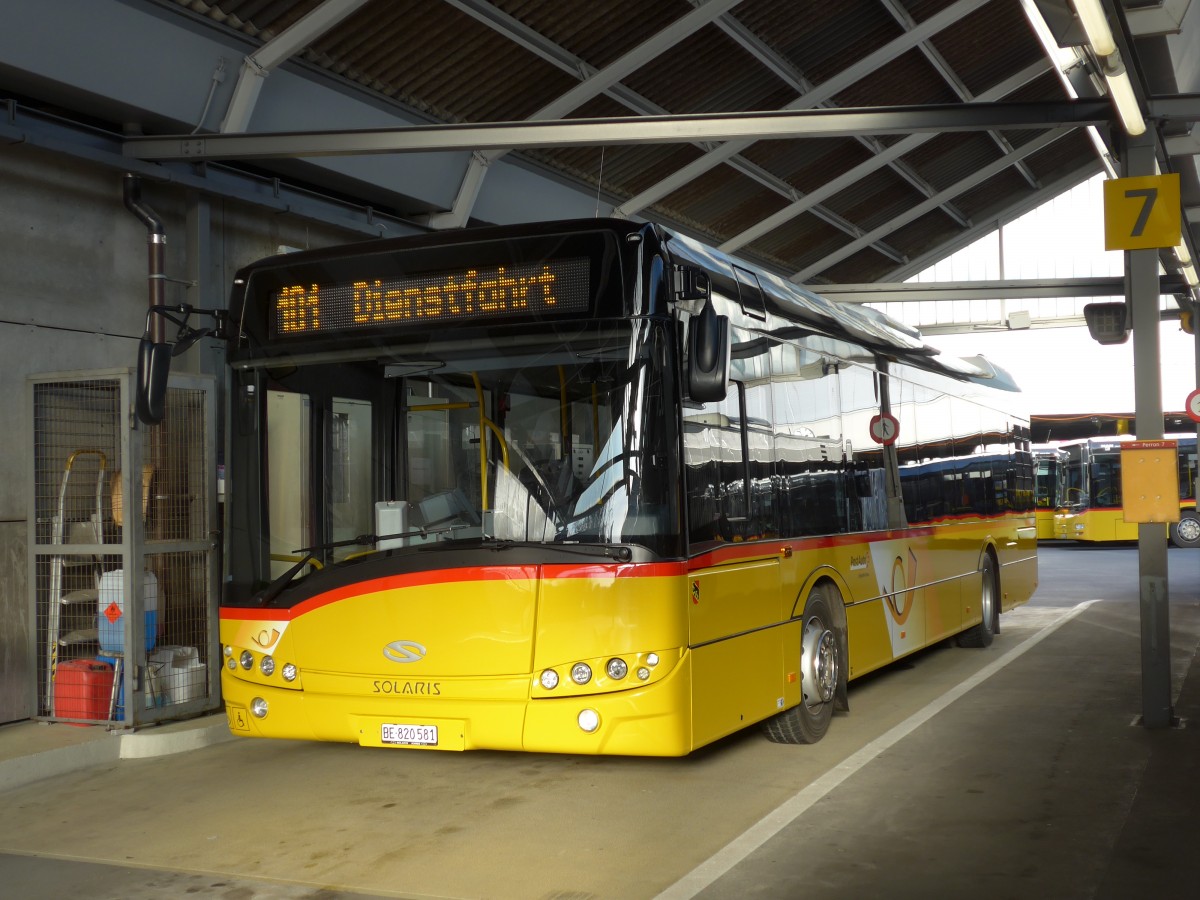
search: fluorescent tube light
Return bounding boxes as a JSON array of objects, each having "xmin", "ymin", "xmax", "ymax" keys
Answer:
[
  {"xmin": 1101, "ymin": 53, "xmax": 1145, "ymax": 136},
  {"xmin": 1071, "ymin": 0, "xmax": 1117, "ymax": 57}
]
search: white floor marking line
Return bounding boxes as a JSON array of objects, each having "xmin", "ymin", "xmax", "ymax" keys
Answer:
[{"xmin": 655, "ymin": 599, "xmax": 1102, "ymax": 900}]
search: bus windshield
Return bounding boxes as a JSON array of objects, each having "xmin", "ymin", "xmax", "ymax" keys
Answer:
[{"xmin": 232, "ymin": 318, "xmax": 681, "ymax": 596}]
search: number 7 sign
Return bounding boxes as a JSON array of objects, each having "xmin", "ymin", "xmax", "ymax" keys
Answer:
[{"xmin": 1103, "ymin": 174, "xmax": 1180, "ymax": 251}]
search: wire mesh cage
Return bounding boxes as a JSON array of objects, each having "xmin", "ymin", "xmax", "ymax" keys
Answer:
[{"xmin": 29, "ymin": 369, "xmax": 217, "ymax": 727}]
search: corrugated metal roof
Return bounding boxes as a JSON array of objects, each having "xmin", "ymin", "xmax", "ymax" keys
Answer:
[{"xmin": 167, "ymin": 0, "xmax": 1109, "ymax": 285}]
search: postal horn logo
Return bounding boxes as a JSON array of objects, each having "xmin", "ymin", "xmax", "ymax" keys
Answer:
[{"xmin": 383, "ymin": 640, "xmax": 427, "ymax": 663}]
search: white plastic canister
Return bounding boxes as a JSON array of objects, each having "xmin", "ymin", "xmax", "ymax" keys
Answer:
[{"xmin": 98, "ymin": 569, "xmax": 158, "ymax": 654}]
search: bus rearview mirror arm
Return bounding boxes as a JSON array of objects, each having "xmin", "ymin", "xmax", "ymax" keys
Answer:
[{"xmin": 135, "ymin": 304, "xmax": 230, "ymax": 425}]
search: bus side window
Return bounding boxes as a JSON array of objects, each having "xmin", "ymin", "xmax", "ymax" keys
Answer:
[{"xmin": 684, "ymin": 403, "xmax": 742, "ymax": 547}]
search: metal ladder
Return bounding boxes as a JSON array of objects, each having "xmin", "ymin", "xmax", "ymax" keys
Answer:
[{"xmin": 45, "ymin": 449, "xmax": 107, "ymax": 715}]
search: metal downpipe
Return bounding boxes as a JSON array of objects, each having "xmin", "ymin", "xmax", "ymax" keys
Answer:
[{"xmin": 122, "ymin": 173, "xmax": 167, "ymax": 343}]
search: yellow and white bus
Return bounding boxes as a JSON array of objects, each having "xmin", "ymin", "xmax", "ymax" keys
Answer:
[
  {"xmin": 1034, "ymin": 446, "xmax": 1068, "ymax": 541},
  {"xmin": 146, "ymin": 219, "xmax": 1038, "ymax": 755},
  {"xmin": 1053, "ymin": 435, "xmax": 1199, "ymax": 547}
]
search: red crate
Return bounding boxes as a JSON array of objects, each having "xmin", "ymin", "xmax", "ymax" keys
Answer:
[{"xmin": 53, "ymin": 658, "xmax": 114, "ymax": 722}]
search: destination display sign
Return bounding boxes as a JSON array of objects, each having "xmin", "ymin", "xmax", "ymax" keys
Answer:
[{"xmin": 271, "ymin": 256, "xmax": 590, "ymax": 336}]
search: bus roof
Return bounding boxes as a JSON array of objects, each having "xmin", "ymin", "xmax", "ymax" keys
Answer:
[{"xmin": 662, "ymin": 225, "xmax": 1021, "ymax": 392}]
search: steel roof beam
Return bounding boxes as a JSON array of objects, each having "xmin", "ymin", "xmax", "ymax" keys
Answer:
[
  {"xmin": 123, "ymin": 100, "xmax": 1109, "ymax": 160},
  {"xmin": 719, "ymin": 60, "xmax": 1052, "ymax": 253},
  {"xmin": 702, "ymin": 3, "xmax": 970, "ymax": 229},
  {"xmin": 436, "ymin": 0, "xmax": 905, "ymax": 258},
  {"xmin": 880, "ymin": 166, "xmax": 1100, "ymax": 281},
  {"xmin": 430, "ymin": 0, "xmax": 744, "ymax": 227},
  {"xmin": 611, "ymin": 0, "xmax": 994, "ymax": 219},
  {"xmin": 790, "ymin": 126, "xmax": 1073, "ymax": 282},
  {"xmin": 878, "ymin": 0, "xmax": 1040, "ymax": 192},
  {"xmin": 717, "ymin": 149, "xmax": 907, "ymax": 263},
  {"xmin": 0, "ymin": 101, "xmax": 417, "ymax": 239},
  {"xmin": 220, "ymin": 0, "xmax": 371, "ymax": 133},
  {"xmin": 817, "ymin": 274, "xmax": 1188, "ymax": 302},
  {"xmin": 1147, "ymin": 94, "xmax": 1200, "ymax": 120}
]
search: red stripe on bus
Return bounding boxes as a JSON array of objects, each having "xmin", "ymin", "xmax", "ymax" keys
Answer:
[
  {"xmin": 687, "ymin": 527, "xmax": 937, "ymax": 569},
  {"xmin": 220, "ymin": 560, "xmax": 688, "ymax": 621}
]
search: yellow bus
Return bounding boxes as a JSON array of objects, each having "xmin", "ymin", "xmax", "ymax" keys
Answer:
[
  {"xmin": 1054, "ymin": 435, "xmax": 1199, "ymax": 547},
  {"xmin": 1033, "ymin": 446, "xmax": 1068, "ymax": 541},
  {"xmin": 141, "ymin": 219, "xmax": 1038, "ymax": 755}
]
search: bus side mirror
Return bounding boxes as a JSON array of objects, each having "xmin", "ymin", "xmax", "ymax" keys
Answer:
[
  {"xmin": 136, "ymin": 334, "xmax": 171, "ymax": 425},
  {"xmin": 687, "ymin": 299, "xmax": 730, "ymax": 403}
]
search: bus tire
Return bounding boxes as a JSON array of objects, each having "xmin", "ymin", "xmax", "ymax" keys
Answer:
[
  {"xmin": 763, "ymin": 583, "xmax": 840, "ymax": 745},
  {"xmin": 1169, "ymin": 512, "xmax": 1200, "ymax": 549},
  {"xmin": 957, "ymin": 554, "xmax": 997, "ymax": 648}
]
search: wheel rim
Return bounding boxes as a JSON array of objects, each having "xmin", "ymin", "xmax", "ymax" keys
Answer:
[
  {"xmin": 1178, "ymin": 516, "xmax": 1200, "ymax": 544},
  {"xmin": 801, "ymin": 614, "xmax": 837, "ymax": 711}
]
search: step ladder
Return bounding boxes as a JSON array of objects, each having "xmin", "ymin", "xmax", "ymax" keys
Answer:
[{"xmin": 45, "ymin": 449, "xmax": 107, "ymax": 715}]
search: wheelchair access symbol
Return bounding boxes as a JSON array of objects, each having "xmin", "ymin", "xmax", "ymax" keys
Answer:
[{"xmin": 869, "ymin": 413, "xmax": 900, "ymax": 445}]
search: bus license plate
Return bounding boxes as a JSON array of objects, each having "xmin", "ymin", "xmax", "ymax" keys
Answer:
[{"xmin": 381, "ymin": 723, "xmax": 438, "ymax": 746}]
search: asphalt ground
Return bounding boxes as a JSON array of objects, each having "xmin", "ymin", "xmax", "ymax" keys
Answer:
[{"xmin": 0, "ymin": 543, "xmax": 1196, "ymax": 900}]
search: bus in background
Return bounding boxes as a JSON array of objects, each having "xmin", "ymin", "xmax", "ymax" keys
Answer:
[
  {"xmin": 139, "ymin": 218, "xmax": 1038, "ymax": 756},
  {"xmin": 1033, "ymin": 446, "xmax": 1068, "ymax": 541},
  {"xmin": 1054, "ymin": 435, "xmax": 1198, "ymax": 548}
]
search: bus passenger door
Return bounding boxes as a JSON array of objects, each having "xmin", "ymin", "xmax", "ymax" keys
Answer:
[
  {"xmin": 328, "ymin": 397, "xmax": 373, "ymax": 559},
  {"xmin": 685, "ymin": 364, "xmax": 784, "ymax": 746},
  {"xmin": 266, "ymin": 390, "xmax": 311, "ymax": 578}
]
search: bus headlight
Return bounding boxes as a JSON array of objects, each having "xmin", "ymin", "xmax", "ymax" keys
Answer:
[
  {"xmin": 250, "ymin": 697, "xmax": 268, "ymax": 718},
  {"xmin": 577, "ymin": 708, "xmax": 600, "ymax": 733},
  {"xmin": 240, "ymin": 650, "xmax": 254, "ymax": 670},
  {"xmin": 539, "ymin": 669, "xmax": 559, "ymax": 690},
  {"xmin": 571, "ymin": 663, "xmax": 592, "ymax": 685},
  {"xmin": 636, "ymin": 667, "xmax": 651, "ymax": 681},
  {"xmin": 282, "ymin": 663, "xmax": 298, "ymax": 682},
  {"xmin": 259, "ymin": 655, "xmax": 275, "ymax": 676},
  {"xmin": 606, "ymin": 658, "xmax": 628, "ymax": 680},
  {"xmin": 227, "ymin": 657, "xmax": 237, "ymax": 671}
]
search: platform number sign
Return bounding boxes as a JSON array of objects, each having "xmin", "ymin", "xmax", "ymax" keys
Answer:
[
  {"xmin": 869, "ymin": 413, "xmax": 900, "ymax": 446},
  {"xmin": 1103, "ymin": 174, "xmax": 1181, "ymax": 251}
]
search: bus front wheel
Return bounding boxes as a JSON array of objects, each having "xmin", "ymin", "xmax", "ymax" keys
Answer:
[
  {"xmin": 763, "ymin": 584, "xmax": 840, "ymax": 745},
  {"xmin": 1170, "ymin": 512, "xmax": 1200, "ymax": 549}
]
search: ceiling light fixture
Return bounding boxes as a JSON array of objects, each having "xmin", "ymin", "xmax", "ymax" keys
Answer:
[
  {"xmin": 1069, "ymin": 0, "xmax": 1145, "ymax": 136},
  {"xmin": 1182, "ymin": 261, "xmax": 1199, "ymax": 288},
  {"xmin": 1101, "ymin": 53, "xmax": 1146, "ymax": 137},
  {"xmin": 1070, "ymin": 0, "xmax": 1117, "ymax": 56}
]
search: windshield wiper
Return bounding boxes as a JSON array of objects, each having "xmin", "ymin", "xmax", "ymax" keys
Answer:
[{"xmin": 256, "ymin": 524, "xmax": 471, "ymax": 605}]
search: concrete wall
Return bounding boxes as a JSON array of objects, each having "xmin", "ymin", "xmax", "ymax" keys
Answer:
[{"xmin": 0, "ymin": 143, "xmax": 360, "ymax": 723}]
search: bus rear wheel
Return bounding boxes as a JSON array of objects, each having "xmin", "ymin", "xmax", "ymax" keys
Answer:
[
  {"xmin": 763, "ymin": 584, "xmax": 840, "ymax": 745},
  {"xmin": 1170, "ymin": 512, "xmax": 1200, "ymax": 549},
  {"xmin": 957, "ymin": 554, "xmax": 997, "ymax": 648}
]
